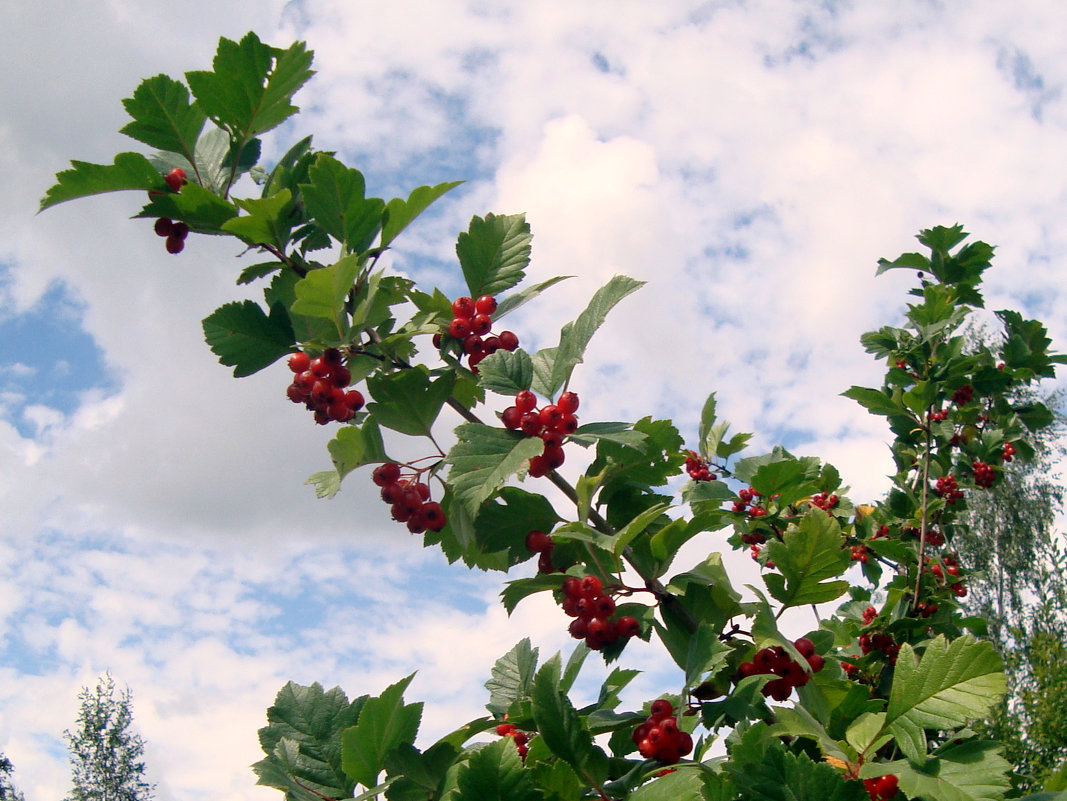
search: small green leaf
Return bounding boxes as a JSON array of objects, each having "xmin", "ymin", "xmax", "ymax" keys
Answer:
[
  {"xmin": 290, "ymin": 255, "xmax": 362, "ymax": 324},
  {"xmin": 341, "ymin": 674, "xmax": 422, "ymax": 788},
  {"xmin": 223, "ymin": 189, "xmax": 294, "ymax": 248},
  {"xmin": 120, "ymin": 73, "xmax": 206, "ymax": 162},
  {"xmin": 501, "ymin": 574, "xmax": 562, "ymax": 615},
  {"xmin": 381, "ymin": 181, "xmax": 464, "ymax": 247},
  {"xmin": 531, "ymin": 656, "xmax": 609, "ymax": 785},
  {"xmin": 299, "ymin": 154, "xmax": 384, "ymax": 252},
  {"xmin": 763, "ymin": 509, "xmax": 851, "ymax": 609},
  {"xmin": 135, "ymin": 182, "xmax": 239, "ymax": 233},
  {"xmin": 456, "ymin": 213, "xmax": 532, "ymax": 297},
  {"xmin": 327, "ymin": 420, "xmax": 389, "ymax": 483},
  {"xmin": 485, "ymin": 639, "xmax": 539, "ymax": 717},
  {"xmin": 202, "ymin": 300, "xmax": 294, "ymax": 377},
  {"xmin": 494, "ymin": 276, "xmax": 572, "ymax": 319},
  {"xmin": 40, "ymin": 152, "xmax": 164, "ymax": 211},
  {"xmin": 366, "ymin": 368, "xmax": 455, "ymax": 437},
  {"xmin": 446, "ymin": 424, "xmax": 546, "ymax": 518},
  {"xmin": 477, "ymin": 349, "xmax": 533, "ymax": 396},
  {"xmin": 453, "ymin": 738, "xmax": 543, "ymax": 801},
  {"xmin": 613, "ymin": 502, "xmax": 671, "ymax": 555}
]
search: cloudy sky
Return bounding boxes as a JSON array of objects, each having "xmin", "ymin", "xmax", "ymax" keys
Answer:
[{"xmin": 3, "ymin": 1, "xmax": 1067, "ymax": 798}]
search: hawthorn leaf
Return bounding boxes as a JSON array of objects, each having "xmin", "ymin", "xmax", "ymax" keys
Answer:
[
  {"xmin": 299, "ymin": 154, "xmax": 384, "ymax": 252},
  {"xmin": 446, "ymin": 424, "xmax": 546, "ymax": 518},
  {"xmin": 613, "ymin": 501, "xmax": 671, "ymax": 555},
  {"xmin": 842, "ymin": 386, "xmax": 907, "ymax": 419},
  {"xmin": 202, "ymin": 300, "xmax": 295, "ymax": 377},
  {"xmin": 40, "ymin": 152, "xmax": 164, "ymax": 210},
  {"xmin": 186, "ymin": 33, "xmax": 315, "ymax": 140},
  {"xmin": 567, "ymin": 422, "xmax": 647, "ymax": 449},
  {"xmin": 728, "ymin": 740, "xmax": 868, "ymax": 801},
  {"xmin": 474, "ymin": 487, "xmax": 562, "ymax": 567},
  {"xmin": 500, "ymin": 573, "xmax": 563, "ymax": 615},
  {"xmin": 455, "ymin": 212, "xmax": 531, "ymax": 297},
  {"xmin": 862, "ymin": 740, "xmax": 1011, "ymax": 801},
  {"xmin": 341, "ymin": 674, "xmax": 422, "ymax": 788},
  {"xmin": 628, "ymin": 768, "xmax": 709, "ymax": 801},
  {"xmin": 494, "ymin": 275, "xmax": 572, "ymax": 319},
  {"xmin": 134, "ymin": 182, "xmax": 239, "ymax": 233},
  {"xmin": 366, "ymin": 368, "xmax": 455, "ymax": 437},
  {"xmin": 119, "ymin": 73, "xmax": 206, "ymax": 162},
  {"xmin": 223, "ymin": 189, "xmax": 295, "ymax": 248},
  {"xmin": 453, "ymin": 738, "xmax": 542, "ymax": 801},
  {"xmin": 383, "ymin": 742, "xmax": 461, "ymax": 801},
  {"xmin": 381, "ymin": 180, "xmax": 464, "ymax": 247},
  {"xmin": 192, "ymin": 127, "xmax": 260, "ymax": 194},
  {"xmin": 327, "ymin": 420, "xmax": 389, "ymax": 483},
  {"xmin": 254, "ymin": 681, "xmax": 366, "ymax": 800},
  {"xmin": 477, "ymin": 349, "xmax": 533, "ymax": 396},
  {"xmin": 531, "ymin": 655, "xmax": 609, "ymax": 785},
  {"xmin": 763, "ymin": 509, "xmax": 851, "ymax": 609},
  {"xmin": 531, "ymin": 275, "xmax": 644, "ymax": 399},
  {"xmin": 290, "ymin": 254, "xmax": 361, "ymax": 324},
  {"xmin": 485, "ymin": 638, "xmax": 539, "ymax": 717}
]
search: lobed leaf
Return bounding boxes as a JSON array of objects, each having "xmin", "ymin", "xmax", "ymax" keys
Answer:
[
  {"xmin": 446, "ymin": 424, "xmax": 546, "ymax": 518},
  {"xmin": 763, "ymin": 509, "xmax": 851, "ymax": 609},
  {"xmin": 40, "ymin": 152, "xmax": 163, "ymax": 211},
  {"xmin": 202, "ymin": 300, "xmax": 294, "ymax": 377},
  {"xmin": 120, "ymin": 73, "xmax": 206, "ymax": 162},
  {"xmin": 455, "ymin": 213, "xmax": 532, "ymax": 297},
  {"xmin": 485, "ymin": 638, "xmax": 539, "ymax": 717},
  {"xmin": 341, "ymin": 674, "xmax": 422, "ymax": 788}
]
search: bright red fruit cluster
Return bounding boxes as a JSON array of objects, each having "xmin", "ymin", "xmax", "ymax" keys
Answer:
[
  {"xmin": 372, "ymin": 462, "xmax": 446, "ymax": 534},
  {"xmin": 446, "ymin": 295, "xmax": 519, "ymax": 372},
  {"xmin": 632, "ymin": 699, "xmax": 693, "ymax": 764},
  {"xmin": 559, "ymin": 575, "xmax": 640, "ymax": 651},
  {"xmin": 495, "ymin": 722, "xmax": 531, "ymax": 761},
  {"xmin": 736, "ymin": 638, "xmax": 825, "ymax": 701},
  {"xmin": 1002, "ymin": 441, "xmax": 1016, "ymax": 462},
  {"xmin": 935, "ymin": 474, "xmax": 963, "ymax": 504},
  {"xmin": 810, "ymin": 491, "xmax": 839, "ymax": 510},
  {"xmin": 502, "ymin": 390, "xmax": 580, "ymax": 477},
  {"xmin": 864, "ymin": 774, "xmax": 899, "ymax": 801},
  {"xmin": 153, "ymin": 217, "xmax": 190, "ymax": 254},
  {"xmin": 859, "ymin": 631, "xmax": 899, "ymax": 663},
  {"xmin": 525, "ymin": 529, "xmax": 556, "ymax": 574},
  {"xmin": 286, "ymin": 349, "xmax": 365, "ymax": 424},
  {"xmin": 684, "ymin": 451, "xmax": 716, "ymax": 481},
  {"xmin": 972, "ymin": 460, "xmax": 996, "ymax": 488},
  {"xmin": 951, "ymin": 384, "xmax": 974, "ymax": 405}
]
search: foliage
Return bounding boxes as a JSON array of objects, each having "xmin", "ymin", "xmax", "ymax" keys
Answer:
[
  {"xmin": 0, "ymin": 755, "xmax": 25, "ymax": 801},
  {"xmin": 63, "ymin": 674, "xmax": 154, "ymax": 801},
  {"xmin": 45, "ymin": 32, "xmax": 1067, "ymax": 801}
]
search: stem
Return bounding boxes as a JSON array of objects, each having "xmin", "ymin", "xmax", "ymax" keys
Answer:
[{"xmin": 913, "ymin": 412, "xmax": 933, "ymax": 609}]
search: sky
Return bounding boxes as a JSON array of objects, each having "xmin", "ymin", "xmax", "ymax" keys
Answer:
[{"xmin": 2, "ymin": 1, "xmax": 1067, "ymax": 798}]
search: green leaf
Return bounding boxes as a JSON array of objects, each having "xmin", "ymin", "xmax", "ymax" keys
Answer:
[
  {"xmin": 299, "ymin": 154, "xmax": 384, "ymax": 252},
  {"xmin": 446, "ymin": 424, "xmax": 546, "ymax": 518},
  {"xmin": 485, "ymin": 639, "xmax": 539, "ymax": 717},
  {"xmin": 327, "ymin": 420, "xmax": 389, "ymax": 483},
  {"xmin": 453, "ymin": 738, "xmax": 543, "ymax": 801},
  {"xmin": 366, "ymin": 368, "xmax": 455, "ymax": 437},
  {"xmin": 613, "ymin": 502, "xmax": 671, "ymax": 555},
  {"xmin": 629, "ymin": 768, "xmax": 712, "ymax": 801},
  {"xmin": 381, "ymin": 181, "xmax": 464, "ymax": 247},
  {"xmin": 254, "ymin": 681, "xmax": 365, "ymax": 801},
  {"xmin": 474, "ymin": 487, "xmax": 562, "ymax": 568},
  {"xmin": 763, "ymin": 509, "xmax": 851, "ymax": 609},
  {"xmin": 223, "ymin": 189, "xmax": 294, "ymax": 247},
  {"xmin": 135, "ymin": 181, "xmax": 239, "ymax": 233},
  {"xmin": 500, "ymin": 573, "xmax": 563, "ymax": 615},
  {"xmin": 865, "ymin": 740, "xmax": 1011, "ymax": 801},
  {"xmin": 531, "ymin": 275, "xmax": 645, "ymax": 399},
  {"xmin": 290, "ymin": 255, "xmax": 362, "ymax": 324},
  {"xmin": 202, "ymin": 300, "xmax": 295, "ymax": 377},
  {"xmin": 531, "ymin": 656, "xmax": 609, "ymax": 785},
  {"xmin": 567, "ymin": 422, "xmax": 648, "ymax": 449},
  {"xmin": 455, "ymin": 213, "xmax": 532, "ymax": 297},
  {"xmin": 884, "ymin": 635, "xmax": 1006, "ymax": 763},
  {"xmin": 40, "ymin": 152, "xmax": 163, "ymax": 211},
  {"xmin": 120, "ymin": 73, "xmax": 206, "ymax": 162},
  {"xmin": 842, "ymin": 386, "xmax": 908, "ymax": 418},
  {"xmin": 477, "ymin": 349, "xmax": 533, "ymax": 396},
  {"xmin": 729, "ymin": 740, "xmax": 868, "ymax": 801},
  {"xmin": 494, "ymin": 276, "xmax": 573, "ymax": 319},
  {"xmin": 772, "ymin": 705, "xmax": 854, "ymax": 765},
  {"xmin": 341, "ymin": 674, "xmax": 422, "ymax": 788},
  {"xmin": 186, "ymin": 33, "xmax": 315, "ymax": 141}
]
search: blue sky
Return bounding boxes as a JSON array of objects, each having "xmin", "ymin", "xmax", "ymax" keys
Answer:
[{"xmin": 2, "ymin": 1, "xmax": 1067, "ymax": 798}]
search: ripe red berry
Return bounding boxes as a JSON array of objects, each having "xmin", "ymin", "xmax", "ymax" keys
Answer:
[
  {"xmin": 288, "ymin": 351, "xmax": 311, "ymax": 373},
  {"xmin": 449, "ymin": 318, "xmax": 471, "ymax": 338},
  {"xmin": 616, "ymin": 616, "xmax": 641, "ymax": 638},
  {"xmin": 519, "ymin": 412, "xmax": 543, "ymax": 436},
  {"xmin": 527, "ymin": 455, "xmax": 548, "ymax": 478},
  {"xmin": 452, "ymin": 296, "xmax": 476, "ymax": 317},
  {"xmin": 373, "ymin": 463, "xmax": 402, "ymax": 486},
  {"xmin": 154, "ymin": 217, "xmax": 173, "ymax": 237},
  {"xmin": 557, "ymin": 391, "xmax": 580, "ymax": 413},
  {"xmin": 164, "ymin": 167, "xmax": 187, "ymax": 192},
  {"xmin": 649, "ymin": 699, "xmax": 673, "ymax": 720},
  {"xmin": 482, "ymin": 336, "xmax": 501, "ymax": 354},
  {"xmin": 502, "ymin": 406, "xmax": 522, "ymax": 430},
  {"xmin": 475, "ymin": 295, "xmax": 497, "ymax": 315},
  {"xmin": 170, "ymin": 221, "xmax": 189, "ymax": 240},
  {"xmin": 470, "ymin": 314, "xmax": 492, "ymax": 336},
  {"xmin": 525, "ymin": 530, "xmax": 553, "ymax": 553},
  {"xmin": 165, "ymin": 235, "xmax": 185, "ymax": 254},
  {"xmin": 496, "ymin": 723, "xmax": 516, "ymax": 737},
  {"xmin": 515, "ymin": 390, "xmax": 537, "ymax": 412},
  {"xmin": 421, "ymin": 502, "xmax": 446, "ymax": 531},
  {"xmin": 462, "ymin": 334, "xmax": 484, "ymax": 355},
  {"xmin": 793, "ymin": 637, "xmax": 815, "ymax": 658},
  {"xmin": 498, "ymin": 331, "xmax": 520, "ymax": 351},
  {"xmin": 579, "ymin": 575, "xmax": 603, "ymax": 598}
]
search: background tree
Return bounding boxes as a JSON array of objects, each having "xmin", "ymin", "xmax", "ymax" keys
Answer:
[
  {"xmin": 63, "ymin": 674, "xmax": 153, "ymax": 801},
  {"xmin": 0, "ymin": 754, "xmax": 25, "ymax": 801}
]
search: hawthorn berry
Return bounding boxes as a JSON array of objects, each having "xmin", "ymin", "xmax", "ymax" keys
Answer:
[
  {"xmin": 451, "ymin": 296, "xmax": 476, "ymax": 317},
  {"xmin": 474, "ymin": 295, "xmax": 497, "ymax": 315},
  {"xmin": 164, "ymin": 167, "xmax": 187, "ymax": 192},
  {"xmin": 498, "ymin": 330, "xmax": 520, "ymax": 351},
  {"xmin": 165, "ymin": 235, "xmax": 185, "ymax": 254},
  {"xmin": 154, "ymin": 217, "xmax": 173, "ymax": 237}
]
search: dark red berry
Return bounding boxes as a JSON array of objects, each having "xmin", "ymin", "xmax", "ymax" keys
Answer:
[
  {"xmin": 475, "ymin": 295, "xmax": 497, "ymax": 315},
  {"xmin": 373, "ymin": 463, "xmax": 402, "ymax": 486},
  {"xmin": 616, "ymin": 616, "xmax": 641, "ymax": 637},
  {"xmin": 515, "ymin": 390, "xmax": 537, "ymax": 412},
  {"xmin": 462, "ymin": 334, "xmax": 484, "ymax": 355},
  {"xmin": 449, "ymin": 318, "xmax": 471, "ymax": 338},
  {"xmin": 452, "ymin": 296, "xmax": 475, "ymax": 317},
  {"xmin": 502, "ymin": 406, "xmax": 522, "ymax": 430},
  {"xmin": 421, "ymin": 501, "xmax": 446, "ymax": 531},
  {"xmin": 310, "ymin": 357, "xmax": 331, "ymax": 377},
  {"xmin": 170, "ymin": 221, "xmax": 189, "ymax": 240},
  {"xmin": 525, "ymin": 530, "xmax": 553, "ymax": 553},
  {"xmin": 557, "ymin": 391, "xmax": 580, "ymax": 413},
  {"xmin": 470, "ymin": 314, "xmax": 492, "ymax": 336},
  {"xmin": 498, "ymin": 331, "xmax": 520, "ymax": 351},
  {"xmin": 154, "ymin": 217, "xmax": 173, "ymax": 237},
  {"xmin": 165, "ymin": 235, "xmax": 184, "ymax": 254}
]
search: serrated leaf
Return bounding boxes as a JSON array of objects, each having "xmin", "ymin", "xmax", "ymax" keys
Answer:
[
  {"xmin": 299, "ymin": 154, "xmax": 384, "ymax": 252},
  {"xmin": 729, "ymin": 741, "xmax": 869, "ymax": 801},
  {"xmin": 327, "ymin": 420, "xmax": 389, "ymax": 482},
  {"xmin": 342, "ymin": 674, "xmax": 422, "ymax": 788},
  {"xmin": 531, "ymin": 656, "xmax": 609, "ymax": 785},
  {"xmin": 455, "ymin": 213, "xmax": 531, "ymax": 297},
  {"xmin": 223, "ymin": 189, "xmax": 294, "ymax": 247},
  {"xmin": 772, "ymin": 705, "xmax": 854, "ymax": 765},
  {"xmin": 202, "ymin": 300, "xmax": 294, "ymax": 376},
  {"xmin": 885, "ymin": 635, "xmax": 1006, "ymax": 750},
  {"xmin": 382, "ymin": 181, "xmax": 464, "ymax": 247},
  {"xmin": 629, "ymin": 768, "xmax": 710, "ymax": 801},
  {"xmin": 135, "ymin": 181, "xmax": 239, "ymax": 232},
  {"xmin": 494, "ymin": 275, "xmax": 572, "ymax": 319},
  {"xmin": 477, "ymin": 349, "xmax": 533, "ymax": 396},
  {"xmin": 485, "ymin": 639, "xmax": 539, "ymax": 717},
  {"xmin": 613, "ymin": 502, "xmax": 671, "ymax": 555},
  {"xmin": 866, "ymin": 740, "xmax": 1011, "ymax": 801},
  {"xmin": 474, "ymin": 487, "xmax": 562, "ymax": 567},
  {"xmin": 500, "ymin": 574, "xmax": 563, "ymax": 615},
  {"xmin": 446, "ymin": 424, "xmax": 546, "ymax": 518},
  {"xmin": 453, "ymin": 738, "xmax": 542, "ymax": 801},
  {"xmin": 119, "ymin": 73, "xmax": 206, "ymax": 162},
  {"xmin": 763, "ymin": 509, "xmax": 851, "ymax": 609},
  {"xmin": 40, "ymin": 152, "xmax": 164, "ymax": 210},
  {"xmin": 186, "ymin": 33, "xmax": 314, "ymax": 141},
  {"xmin": 531, "ymin": 275, "xmax": 644, "ymax": 398},
  {"xmin": 567, "ymin": 422, "xmax": 647, "ymax": 449},
  {"xmin": 842, "ymin": 386, "xmax": 907, "ymax": 418},
  {"xmin": 290, "ymin": 254, "xmax": 361, "ymax": 324},
  {"xmin": 306, "ymin": 470, "xmax": 342, "ymax": 499},
  {"xmin": 366, "ymin": 368, "xmax": 454, "ymax": 437}
]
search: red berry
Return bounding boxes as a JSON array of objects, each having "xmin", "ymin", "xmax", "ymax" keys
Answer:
[
  {"xmin": 448, "ymin": 318, "xmax": 471, "ymax": 338},
  {"xmin": 578, "ymin": 575, "xmax": 603, "ymax": 598},
  {"xmin": 474, "ymin": 295, "xmax": 497, "ymax": 315},
  {"xmin": 164, "ymin": 167, "xmax": 187, "ymax": 192},
  {"xmin": 527, "ymin": 455, "xmax": 548, "ymax": 478},
  {"xmin": 170, "ymin": 221, "xmax": 189, "ymax": 240},
  {"xmin": 502, "ymin": 406, "xmax": 522, "ymax": 430},
  {"xmin": 539, "ymin": 404, "xmax": 564, "ymax": 429},
  {"xmin": 520, "ymin": 412, "xmax": 543, "ymax": 436},
  {"xmin": 557, "ymin": 391, "xmax": 580, "ymax": 413},
  {"xmin": 806, "ymin": 653, "xmax": 825, "ymax": 672},
  {"xmin": 537, "ymin": 549, "xmax": 556, "ymax": 574},
  {"xmin": 462, "ymin": 334, "xmax": 484, "ymax": 355},
  {"xmin": 452, "ymin": 296, "xmax": 475, "ymax": 318},
  {"xmin": 471, "ymin": 314, "xmax": 492, "ymax": 336},
  {"xmin": 288, "ymin": 351, "xmax": 311, "ymax": 373},
  {"xmin": 542, "ymin": 444, "xmax": 566, "ymax": 470},
  {"xmin": 154, "ymin": 217, "xmax": 173, "ymax": 237},
  {"xmin": 498, "ymin": 330, "xmax": 520, "ymax": 351},
  {"xmin": 482, "ymin": 336, "xmax": 501, "ymax": 354},
  {"xmin": 330, "ymin": 365, "xmax": 352, "ymax": 387},
  {"xmin": 373, "ymin": 463, "xmax": 402, "ymax": 486},
  {"xmin": 557, "ymin": 413, "xmax": 579, "ymax": 434},
  {"xmin": 286, "ymin": 384, "xmax": 306, "ymax": 403},
  {"xmin": 496, "ymin": 723, "xmax": 516, "ymax": 737},
  {"xmin": 568, "ymin": 618, "xmax": 588, "ymax": 639},
  {"xmin": 421, "ymin": 501, "xmax": 446, "ymax": 531},
  {"xmin": 525, "ymin": 530, "xmax": 553, "ymax": 553},
  {"xmin": 649, "ymin": 699, "xmax": 673, "ymax": 720},
  {"xmin": 793, "ymin": 637, "xmax": 816, "ymax": 658},
  {"xmin": 310, "ymin": 357, "xmax": 331, "ymax": 377},
  {"xmin": 515, "ymin": 390, "xmax": 537, "ymax": 412},
  {"xmin": 380, "ymin": 483, "xmax": 404, "ymax": 504},
  {"xmin": 616, "ymin": 616, "xmax": 641, "ymax": 638},
  {"xmin": 165, "ymin": 235, "xmax": 184, "ymax": 254}
]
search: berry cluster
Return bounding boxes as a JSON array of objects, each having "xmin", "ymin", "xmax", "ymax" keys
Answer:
[
  {"xmin": 934, "ymin": 474, "xmax": 963, "ymax": 504},
  {"xmin": 153, "ymin": 217, "xmax": 190, "ymax": 254},
  {"xmin": 863, "ymin": 774, "xmax": 899, "ymax": 801},
  {"xmin": 684, "ymin": 451, "xmax": 716, "ymax": 481},
  {"xmin": 445, "ymin": 295, "xmax": 519, "ymax": 372},
  {"xmin": 372, "ymin": 462, "xmax": 446, "ymax": 534},
  {"xmin": 850, "ymin": 544, "xmax": 869, "ymax": 563},
  {"xmin": 811, "ymin": 491, "xmax": 839, "ymax": 510},
  {"xmin": 862, "ymin": 605, "xmax": 878, "ymax": 625},
  {"xmin": 559, "ymin": 575, "xmax": 640, "ymax": 651},
  {"xmin": 632, "ymin": 700, "xmax": 693, "ymax": 764},
  {"xmin": 951, "ymin": 384, "xmax": 974, "ymax": 405},
  {"xmin": 859, "ymin": 631, "xmax": 899, "ymax": 663},
  {"xmin": 286, "ymin": 349, "xmax": 365, "ymax": 424},
  {"xmin": 972, "ymin": 460, "xmax": 996, "ymax": 488},
  {"xmin": 928, "ymin": 408, "xmax": 948, "ymax": 423},
  {"xmin": 1002, "ymin": 441, "xmax": 1016, "ymax": 462},
  {"xmin": 495, "ymin": 722, "xmax": 531, "ymax": 761},
  {"xmin": 502, "ymin": 390, "xmax": 580, "ymax": 477},
  {"xmin": 736, "ymin": 638, "xmax": 825, "ymax": 701},
  {"xmin": 525, "ymin": 529, "xmax": 556, "ymax": 574},
  {"xmin": 732, "ymin": 487, "xmax": 766, "ymax": 517}
]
